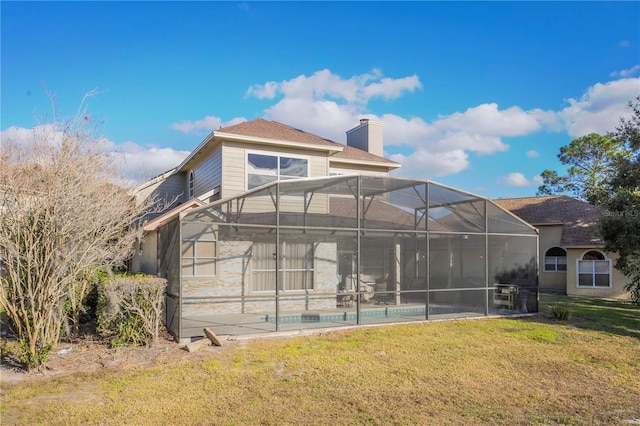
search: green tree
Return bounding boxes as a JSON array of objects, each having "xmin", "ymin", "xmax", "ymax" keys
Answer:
[
  {"xmin": 599, "ymin": 96, "xmax": 640, "ymax": 305},
  {"xmin": 537, "ymin": 133, "xmax": 631, "ymax": 205}
]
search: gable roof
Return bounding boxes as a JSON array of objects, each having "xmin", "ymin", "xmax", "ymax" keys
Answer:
[
  {"xmin": 179, "ymin": 118, "xmax": 399, "ymax": 171},
  {"xmin": 493, "ymin": 195, "xmax": 603, "ymax": 247},
  {"xmin": 220, "ymin": 118, "xmax": 340, "ymax": 148}
]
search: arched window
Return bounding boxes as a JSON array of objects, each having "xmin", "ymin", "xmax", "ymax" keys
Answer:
[
  {"xmin": 188, "ymin": 171, "xmax": 195, "ymax": 198},
  {"xmin": 544, "ymin": 247, "xmax": 567, "ymax": 272},
  {"xmin": 578, "ymin": 250, "xmax": 611, "ymax": 287}
]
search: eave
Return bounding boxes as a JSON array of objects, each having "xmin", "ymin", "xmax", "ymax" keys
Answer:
[
  {"xmin": 143, "ymin": 199, "xmax": 204, "ymax": 231},
  {"xmin": 329, "ymin": 157, "xmax": 401, "ymax": 170},
  {"xmin": 177, "ymin": 131, "xmax": 345, "ymax": 172}
]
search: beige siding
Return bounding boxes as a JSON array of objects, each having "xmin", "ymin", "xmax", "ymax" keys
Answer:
[
  {"xmin": 537, "ymin": 225, "xmax": 566, "ymax": 291},
  {"xmin": 221, "ymin": 141, "xmax": 329, "ymax": 200},
  {"xmin": 566, "ymin": 249, "xmax": 630, "ymax": 299}
]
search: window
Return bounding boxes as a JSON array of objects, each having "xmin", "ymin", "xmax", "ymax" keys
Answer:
[
  {"xmin": 181, "ymin": 223, "xmax": 217, "ymax": 277},
  {"xmin": 247, "ymin": 153, "xmax": 308, "ymax": 190},
  {"xmin": 188, "ymin": 171, "xmax": 195, "ymax": 198},
  {"xmin": 251, "ymin": 242, "xmax": 314, "ymax": 292},
  {"xmin": 544, "ymin": 247, "xmax": 567, "ymax": 272},
  {"xmin": 577, "ymin": 250, "xmax": 610, "ymax": 287}
]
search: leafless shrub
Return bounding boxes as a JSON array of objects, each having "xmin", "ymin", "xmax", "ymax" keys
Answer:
[{"xmin": 0, "ymin": 91, "xmax": 163, "ymax": 368}]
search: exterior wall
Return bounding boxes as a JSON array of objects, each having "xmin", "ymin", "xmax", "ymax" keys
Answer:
[
  {"xmin": 566, "ymin": 249, "xmax": 630, "ymax": 299},
  {"xmin": 143, "ymin": 172, "xmax": 188, "ymax": 222},
  {"xmin": 181, "ymin": 240, "xmax": 337, "ymax": 318},
  {"xmin": 537, "ymin": 225, "xmax": 566, "ymax": 292},
  {"xmin": 130, "ymin": 231, "xmax": 158, "ymax": 275},
  {"xmin": 190, "ymin": 148, "xmax": 222, "ymax": 202},
  {"xmin": 221, "ymin": 141, "xmax": 329, "ymax": 200}
]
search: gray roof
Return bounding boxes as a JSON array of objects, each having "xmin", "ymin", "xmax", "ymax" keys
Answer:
[{"xmin": 493, "ymin": 195, "xmax": 603, "ymax": 247}]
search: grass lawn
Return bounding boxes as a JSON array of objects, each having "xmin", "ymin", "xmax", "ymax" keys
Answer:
[{"xmin": 1, "ymin": 294, "xmax": 639, "ymax": 425}]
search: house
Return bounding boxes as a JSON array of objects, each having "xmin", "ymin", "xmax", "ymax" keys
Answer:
[
  {"xmin": 131, "ymin": 118, "xmax": 399, "ymax": 275},
  {"xmin": 494, "ymin": 195, "xmax": 629, "ymax": 299},
  {"xmin": 132, "ymin": 119, "xmax": 539, "ymax": 341}
]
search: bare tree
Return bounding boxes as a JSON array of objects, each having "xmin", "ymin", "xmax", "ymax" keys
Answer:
[{"xmin": 0, "ymin": 93, "xmax": 159, "ymax": 367}]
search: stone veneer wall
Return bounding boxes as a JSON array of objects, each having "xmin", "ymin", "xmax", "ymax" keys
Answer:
[{"xmin": 182, "ymin": 240, "xmax": 337, "ymax": 317}]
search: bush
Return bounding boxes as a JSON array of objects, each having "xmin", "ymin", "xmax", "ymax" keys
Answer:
[
  {"xmin": 97, "ymin": 274, "xmax": 167, "ymax": 348},
  {"xmin": 549, "ymin": 303, "xmax": 572, "ymax": 321}
]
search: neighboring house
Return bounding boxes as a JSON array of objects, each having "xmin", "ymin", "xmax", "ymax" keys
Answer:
[
  {"xmin": 132, "ymin": 119, "xmax": 539, "ymax": 340},
  {"xmin": 494, "ymin": 195, "xmax": 629, "ymax": 299}
]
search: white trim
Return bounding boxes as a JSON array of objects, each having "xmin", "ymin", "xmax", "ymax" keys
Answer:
[
  {"xmin": 543, "ymin": 246, "xmax": 567, "ymax": 273},
  {"xmin": 576, "ymin": 250, "xmax": 611, "ymax": 288},
  {"xmin": 245, "ymin": 151, "xmax": 310, "ymax": 191},
  {"xmin": 177, "ymin": 132, "xmax": 216, "ymax": 171},
  {"xmin": 218, "ymin": 131, "xmax": 343, "ymax": 153},
  {"xmin": 188, "ymin": 170, "xmax": 195, "ymax": 198},
  {"xmin": 329, "ymin": 157, "xmax": 401, "ymax": 169}
]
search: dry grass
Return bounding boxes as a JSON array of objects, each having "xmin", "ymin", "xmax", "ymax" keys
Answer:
[{"xmin": 1, "ymin": 295, "xmax": 639, "ymax": 425}]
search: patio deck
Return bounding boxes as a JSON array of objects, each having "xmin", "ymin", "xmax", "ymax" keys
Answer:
[{"xmin": 178, "ymin": 302, "xmax": 507, "ymax": 341}]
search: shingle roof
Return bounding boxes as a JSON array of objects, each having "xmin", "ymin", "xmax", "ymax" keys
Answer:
[
  {"xmin": 219, "ymin": 118, "xmax": 399, "ymax": 166},
  {"xmin": 220, "ymin": 119, "xmax": 339, "ymax": 147},
  {"xmin": 493, "ymin": 195, "xmax": 603, "ymax": 247}
]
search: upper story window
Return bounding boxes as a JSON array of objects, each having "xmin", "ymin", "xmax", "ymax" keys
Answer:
[
  {"xmin": 577, "ymin": 250, "xmax": 610, "ymax": 288},
  {"xmin": 544, "ymin": 247, "xmax": 567, "ymax": 272},
  {"xmin": 247, "ymin": 153, "xmax": 308, "ymax": 190},
  {"xmin": 188, "ymin": 171, "xmax": 195, "ymax": 198}
]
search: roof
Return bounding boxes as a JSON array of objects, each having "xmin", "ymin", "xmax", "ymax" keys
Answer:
[
  {"xmin": 220, "ymin": 118, "xmax": 339, "ymax": 147},
  {"xmin": 493, "ymin": 195, "xmax": 603, "ymax": 247},
  {"xmin": 219, "ymin": 118, "xmax": 399, "ymax": 167},
  {"xmin": 143, "ymin": 198, "xmax": 204, "ymax": 231}
]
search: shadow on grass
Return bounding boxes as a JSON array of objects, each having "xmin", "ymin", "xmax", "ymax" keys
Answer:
[{"xmin": 538, "ymin": 294, "xmax": 640, "ymax": 340}]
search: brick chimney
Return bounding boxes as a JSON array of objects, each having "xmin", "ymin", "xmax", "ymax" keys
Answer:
[{"xmin": 346, "ymin": 118, "xmax": 383, "ymax": 157}]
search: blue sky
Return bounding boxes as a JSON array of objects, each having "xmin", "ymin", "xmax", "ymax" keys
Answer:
[{"xmin": 2, "ymin": 1, "xmax": 639, "ymax": 199}]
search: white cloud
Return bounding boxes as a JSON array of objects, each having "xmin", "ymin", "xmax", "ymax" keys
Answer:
[
  {"xmin": 246, "ymin": 81, "xmax": 278, "ymax": 100},
  {"xmin": 609, "ymin": 64, "xmax": 640, "ymax": 78},
  {"xmin": 526, "ymin": 150, "xmax": 540, "ymax": 158},
  {"xmin": 390, "ymin": 148, "xmax": 469, "ymax": 178},
  {"xmin": 0, "ymin": 125, "xmax": 189, "ymax": 187},
  {"xmin": 362, "ymin": 75, "xmax": 422, "ymax": 100},
  {"xmin": 497, "ymin": 172, "xmax": 543, "ymax": 187},
  {"xmin": 245, "ymin": 69, "xmax": 565, "ymax": 178},
  {"xmin": 171, "ymin": 116, "xmax": 246, "ymax": 134},
  {"xmin": 434, "ymin": 103, "xmax": 541, "ymax": 137},
  {"xmin": 1, "ymin": 124, "xmax": 62, "ymax": 151},
  {"xmin": 247, "ymin": 68, "xmax": 421, "ymax": 105},
  {"xmin": 112, "ymin": 144, "xmax": 189, "ymax": 182},
  {"xmin": 559, "ymin": 77, "xmax": 640, "ymax": 137},
  {"xmin": 172, "ymin": 69, "xmax": 639, "ymax": 182}
]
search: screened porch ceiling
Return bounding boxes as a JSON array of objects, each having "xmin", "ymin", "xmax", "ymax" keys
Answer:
[{"xmin": 181, "ymin": 175, "xmax": 537, "ymax": 235}]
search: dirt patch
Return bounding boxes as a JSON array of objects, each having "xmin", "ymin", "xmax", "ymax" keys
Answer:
[{"xmin": 0, "ymin": 329, "xmax": 236, "ymax": 385}]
